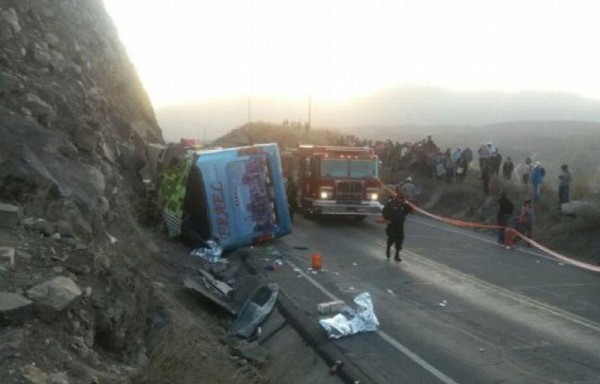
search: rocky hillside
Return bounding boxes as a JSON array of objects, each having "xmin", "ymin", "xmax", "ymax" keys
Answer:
[{"xmin": 0, "ymin": 0, "xmax": 162, "ymax": 237}]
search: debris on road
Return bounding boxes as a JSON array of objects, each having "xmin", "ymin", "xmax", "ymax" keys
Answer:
[
  {"xmin": 228, "ymin": 283, "xmax": 279, "ymax": 340},
  {"xmin": 190, "ymin": 240, "xmax": 224, "ymax": 263},
  {"xmin": 198, "ymin": 268, "xmax": 234, "ymax": 296},
  {"xmin": 352, "ymin": 262, "xmax": 358, "ymax": 266},
  {"xmin": 183, "ymin": 277, "xmax": 237, "ymax": 315},
  {"xmin": 317, "ymin": 300, "xmax": 347, "ymax": 315},
  {"xmin": 265, "ymin": 258, "xmax": 283, "ymax": 272},
  {"xmin": 318, "ymin": 292, "xmax": 379, "ymax": 339},
  {"xmin": 439, "ymin": 300, "xmax": 447, "ymax": 307},
  {"xmin": 329, "ymin": 360, "xmax": 344, "ymax": 375},
  {"xmin": 387, "ymin": 289, "xmax": 394, "ymax": 296}
]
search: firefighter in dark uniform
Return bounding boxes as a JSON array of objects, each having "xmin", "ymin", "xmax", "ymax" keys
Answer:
[{"xmin": 382, "ymin": 187, "xmax": 413, "ymax": 261}]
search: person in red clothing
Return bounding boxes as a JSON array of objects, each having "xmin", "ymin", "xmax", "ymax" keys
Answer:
[{"xmin": 505, "ymin": 198, "xmax": 534, "ymax": 249}]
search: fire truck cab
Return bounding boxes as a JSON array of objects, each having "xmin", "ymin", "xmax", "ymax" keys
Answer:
[{"xmin": 288, "ymin": 145, "xmax": 383, "ymax": 218}]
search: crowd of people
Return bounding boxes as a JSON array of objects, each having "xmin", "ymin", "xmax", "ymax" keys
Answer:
[{"xmin": 327, "ymin": 133, "xmax": 576, "ymax": 256}]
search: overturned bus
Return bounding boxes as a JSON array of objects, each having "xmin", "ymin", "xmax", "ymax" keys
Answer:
[{"xmin": 158, "ymin": 143, "xmax": 292, "ymax": 251}]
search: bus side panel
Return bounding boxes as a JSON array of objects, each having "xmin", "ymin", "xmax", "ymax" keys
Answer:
[{"xmin": 195, "ymin": 144, "xmax": 291, "ymax": 251}]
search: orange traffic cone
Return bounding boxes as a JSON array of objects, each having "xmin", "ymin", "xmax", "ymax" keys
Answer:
[{"xmin": 311, "ymin": 253, "xmax": 322, "ymax": 270}]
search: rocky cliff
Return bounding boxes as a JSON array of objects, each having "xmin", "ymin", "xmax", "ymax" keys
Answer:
[
  {"xmin": 0, "ymin": 0, "xmax": 162, "ymax": 237},
  {"xmin": 0, "ymin": 1, "xmax": 173, "ymax": 383}
]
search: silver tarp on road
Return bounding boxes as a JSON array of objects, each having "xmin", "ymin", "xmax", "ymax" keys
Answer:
[{"xmin": 318, "ymin": 292, "xmax": 379, "ymax": 339}]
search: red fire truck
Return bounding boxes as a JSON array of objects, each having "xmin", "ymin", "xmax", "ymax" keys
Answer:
[{"xmin": 284, "ymin": 145, "xmax": 383, "ymax": 219}]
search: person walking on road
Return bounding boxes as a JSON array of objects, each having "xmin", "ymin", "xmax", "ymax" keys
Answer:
[
  {"xmin": 497, "ymin": 192, "xmax": 514, "ymax": 245},
  {"xmin": 382, "ymin": 187, "xmax": 413, "ymax": 262}
]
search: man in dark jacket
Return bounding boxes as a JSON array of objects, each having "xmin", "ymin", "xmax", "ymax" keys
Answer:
[
  {"xmin": 382, "ymin": 187, "xmax": 413, "ymax": 261},
  {"xmin": 497, "ymin": 192, "xmax": 514, "ymax": 245},
  {"xmin": 502, "ymin": 157, "xmax": 514, "ymax": 180}
]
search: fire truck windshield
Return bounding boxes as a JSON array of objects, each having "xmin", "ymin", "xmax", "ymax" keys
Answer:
[{"xmin": 320, "ymin": 158, "xmax": 378, "ymax": 179}]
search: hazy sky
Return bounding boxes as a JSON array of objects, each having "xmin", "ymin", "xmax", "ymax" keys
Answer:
[{"xmin": 104, "ymin": 0, "xmax": 600, "ymax": 107}]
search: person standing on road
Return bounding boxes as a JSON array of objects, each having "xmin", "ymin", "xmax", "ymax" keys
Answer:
[
  {"xmin": 382, "ymin": 187, "xmax": 413, "ymax": 262},
  {"xmin": 497, "ymin": 192, "xmax": 514, "ymax": 245},
  {"xmin": 558, "ymin": 164, "xmax": 572, "ymax": 212}
]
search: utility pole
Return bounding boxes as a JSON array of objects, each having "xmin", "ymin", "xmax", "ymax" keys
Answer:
[
  {"xmin": 247, "ymin": 95, "xmax": 251, "ymax": 124},
  {"xmin": 307, "ymin": 95, "xmax": 312, "ymax": 129}
]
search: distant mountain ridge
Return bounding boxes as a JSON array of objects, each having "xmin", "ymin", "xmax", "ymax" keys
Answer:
[{"xmin": 156, "ymin": 86, "xmax": 600, "ymax": 141}]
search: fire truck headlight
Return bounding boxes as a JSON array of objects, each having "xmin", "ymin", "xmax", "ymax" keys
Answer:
[
  {"xmin": 319, "ymin": 187, "xmax": 333, "ymax": 200},
  {"xmin": 366, "ymin": 188, "xmax": 380, "ymax": 201}
]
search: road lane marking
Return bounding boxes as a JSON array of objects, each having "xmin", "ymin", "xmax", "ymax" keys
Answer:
[
  {"xmin": 283, "ymin": 257, "xmax": 460, "ymax": 384},
  {"xmin": 367, "ymin": 234, "xmax": 600, "ymax": 335},
  {"xmin": 408, "ymin": 216, "xmax": 561, "ymax": 264}
]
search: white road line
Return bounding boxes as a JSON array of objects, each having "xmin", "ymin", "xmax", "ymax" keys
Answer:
[
  {"xmin": 284, "ymin": 258, "xmax": 460, "ymax": 384},
  {"xmin": 408, "ymin": 216, "xmax": 560, "ymax": 263}
]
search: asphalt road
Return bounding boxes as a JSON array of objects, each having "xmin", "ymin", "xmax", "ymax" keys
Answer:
[{"xmin": 263, "ymin": 214, "xmax": 600, "ymax": 384}]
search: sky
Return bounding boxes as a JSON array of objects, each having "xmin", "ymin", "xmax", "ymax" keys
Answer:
[{"xmin": 103, "ymin": 0, "xmax": 600, "ymax": 107}]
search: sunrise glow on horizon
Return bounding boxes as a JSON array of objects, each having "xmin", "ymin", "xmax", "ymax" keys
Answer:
[{"xmin": 103, "ymin": 0, "xmax": 600, "ymax": 107}]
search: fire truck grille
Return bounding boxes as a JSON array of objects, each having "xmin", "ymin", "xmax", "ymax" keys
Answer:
[{"xmin": 336, "ymin": 181, "xmax": 362, "ymax": 204}]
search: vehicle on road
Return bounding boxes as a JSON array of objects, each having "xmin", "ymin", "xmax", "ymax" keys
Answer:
[{"xmin": 283, "ymin": 145, "xmax": 383, "ymax": 220}]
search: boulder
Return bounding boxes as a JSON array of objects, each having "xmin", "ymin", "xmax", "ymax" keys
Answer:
[
  {"xmin": 0, "ymin": 70, "xmax": 22, "ymax": 92},
  {"xmin": 0, "ymin": 7, "xmax": 21, "ymax": 33},
  {"xmin": 33, "ymin": 219, "xmax": 55, "ymax": 236},
  {"xmin": 55, "ymin": 220, "xmax": 75, "ymax": 237},
  {"xmin": 0, "ymin": 292, "xmax": 33, "ymax": 325},
  {"xmin": 561, "ymin": 200, "xmax": 600, "ymax": 218},
  {"xmin": 0, "ymin": 202, "xmax": 22, "ymax": 226},
  {"xmin": 0, "ymin": 246, "xmax": 15, "ymax": 269},
  {"xmin": 0, "ymin": 327, "xmax": 24, "ymax": 360},
  {"xmin": 27, "ymin": 276, "xmax": 82, "ymax": 316},
  {"xmin": 45, "ymin": 32, "xmax": 60, "ymax": 48},
  {"xmin": 22, "ymin": 93, "xmax": 56, "ymax": 126},
  {"xmin": 72, "ymin": 125, "xmax": 99, "ymax": 153},
  {"xmin": 49, "ymin": 372, "xmax": 69, "ymax": 384},
  {"xmin": 22, "ymin": 364, "xmax": 49, "ymax": 384}
]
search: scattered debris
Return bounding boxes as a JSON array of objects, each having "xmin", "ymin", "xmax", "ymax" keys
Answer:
[
  {"xmin": 317, "ymin": 300, "xmax": 347, "ymax": 315},
  {"xmin": 183, "ymin": 277, "xmax": 237, "ymax": 315},
  {"xmin": 190, "ymin": 240, "xmax": 224, "ymax": 263},
  {"xmin": 329, "ymin": 360, "xmax": 344, "ymax": 375},
  {"xmin": 319, "ymin": 292, "xmax": 379, "ymax": 339},
  {"xmin": 228, "ymin": 283, "xmax": 279, "ymax": 340},
  {"xmin": 198, "ymin": 268, "xmax": 234, "ymax": 296},
  {"xmin": 387, "ymin": 289, "xmax": 394, "ymax": 296},
  {"xmin": 439, "ymin": 300, "xmax": 447, "ymax": 307}
]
